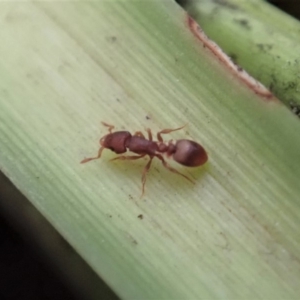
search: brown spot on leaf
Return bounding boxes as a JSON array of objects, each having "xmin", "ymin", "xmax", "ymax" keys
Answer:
[
  {"xmin": 234, "ymin": 18, "xmax": 251, "ymax": 30},
  {"xmin": 290, "ymin": 101, "xmax": 300, "ymax": 118}
]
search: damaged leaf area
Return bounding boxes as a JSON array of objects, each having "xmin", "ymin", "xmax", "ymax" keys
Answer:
[
  {"xmin": 182, "ymin": 0, "xmax": 300, "ymax": 108},
  {"xmin": 186, "ymin": 15, "xmax": 275, "ymax": 100}
]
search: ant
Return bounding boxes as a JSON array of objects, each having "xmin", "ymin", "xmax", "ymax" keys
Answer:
[{"xmin": 81, "ymin": 122, "xmax": 208, "ymax": 196}]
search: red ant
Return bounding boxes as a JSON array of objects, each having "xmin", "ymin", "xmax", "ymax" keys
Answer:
[{"xmin": 81, "ymin": 122, "xmax": 208, "ymax": 196}]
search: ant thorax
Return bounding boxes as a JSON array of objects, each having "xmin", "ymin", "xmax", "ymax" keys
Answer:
[{"xmin": 157, "ymin": 141, "xmax": 176, "ymax": 155}]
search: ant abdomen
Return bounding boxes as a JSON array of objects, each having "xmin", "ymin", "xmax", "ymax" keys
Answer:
[{"xmin": 173, "ymin": 140, "xmax": 208, "ymax": 167}]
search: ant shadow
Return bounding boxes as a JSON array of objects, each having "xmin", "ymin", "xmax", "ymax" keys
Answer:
[{"xmin": 105, "ymin": 153, "xmax": 209, "ymax": 197}]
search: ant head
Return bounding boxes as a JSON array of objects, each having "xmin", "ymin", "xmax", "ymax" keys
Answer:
[
  {"xmin": 100, "ymin": 134, "xmax": 110, "ymax": 147},
  {"xmin": 100, "ymin": 131, "xmax": 130, "ymax": 154}
]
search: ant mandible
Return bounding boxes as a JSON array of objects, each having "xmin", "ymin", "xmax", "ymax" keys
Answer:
[{"xmin": 81, "ymin": 122, "xmax": 208, "ymax": 196}]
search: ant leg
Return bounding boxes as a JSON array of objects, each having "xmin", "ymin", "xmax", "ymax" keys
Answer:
[
  {"xmin": 133, "ymin": 129, "xmax": 152, "ymax": 141},
  {"xmin": 146, "ymin": 128, "xmax": 153, "ymax": 141},
  {"xmin": 155, "ymin": 153, "xmax": 195, "ymax": 184},
  {"xmin": 101, "ymin": 122, "xmax": 115, "ymax": 133},
  {"xmin": 110, "ymin": 154, "xmax": 145, "ymax": 161},
  {"xmin": 133, "ymin": 131, "xmax": 146, "ymax": 139},
  {"xmin": 157, "ymin": 124, "xmax": 186, "ymax": 142},
  {"xmin": 141, "ymin": 157, "xmax": 153, "ymax": 197},
  {"xmin": 80, "ymin": 147, "xmax": 104, "ymax": 164}
]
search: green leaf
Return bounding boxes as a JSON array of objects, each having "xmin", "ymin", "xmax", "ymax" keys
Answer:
[{"xmin": 0, "ymin": 1, "xmax": 300, "ymax": 299}]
